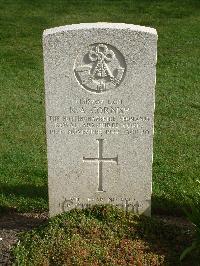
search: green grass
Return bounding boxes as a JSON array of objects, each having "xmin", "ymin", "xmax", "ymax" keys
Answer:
[
  {"xmin": 180, "ymin": 180, "xmax": 200, "ymax": 261},
  {"xmin": 13, "ymin": 205, "xmax": 199, "ymax": 265},
  {"xmin": 0, "ymin": 0, "xmax": 200, "ymax": 213}
]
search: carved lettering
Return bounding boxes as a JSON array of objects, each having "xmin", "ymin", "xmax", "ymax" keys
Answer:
[{"xmin": 60, "ymin": 197, "xmax": 140, "ymax": 214}]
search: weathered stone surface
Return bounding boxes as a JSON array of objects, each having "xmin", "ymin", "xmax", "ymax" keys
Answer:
[{"xmin": 43, "ymin": 23, "xmax": 157, "ymax": 217}]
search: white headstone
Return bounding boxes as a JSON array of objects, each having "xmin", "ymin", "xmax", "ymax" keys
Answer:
[{"xmin": 43, "ymin": 23, "xmax": 157, "ymax": 217}]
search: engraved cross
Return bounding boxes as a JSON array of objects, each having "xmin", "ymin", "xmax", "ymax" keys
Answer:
[{"xmin": 83, "ymin": 139, "xmax": 118, "ymax": 192}]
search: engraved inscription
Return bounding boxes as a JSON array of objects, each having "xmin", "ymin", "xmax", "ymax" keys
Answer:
[
  {"xmin": 83, "ymin": 139, "xmax": 118, "ymax": 192},
  {"xmin": 74, "ymin": 43, "xmax": 126, "ymax": 93},
  {"xmin": 48, "ymin": 98, "xmax": 151, "ymax": 137},
  {"xmin": 48, "ymin": 115, "xmax": 151, "ymax": 136},
  {"xmin": 60, "ymin": 197, "xmax": 140, "ymax": 214}
]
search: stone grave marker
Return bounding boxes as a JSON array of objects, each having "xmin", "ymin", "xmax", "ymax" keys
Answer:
[{"xmin": 43, "ymin": 23, "xmax": 157, "ymax": 217}]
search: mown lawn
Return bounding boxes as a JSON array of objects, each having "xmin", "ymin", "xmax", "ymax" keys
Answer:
[{"xmin": 0, "ymin": 0, "xmax": 200, "ymax": 213}]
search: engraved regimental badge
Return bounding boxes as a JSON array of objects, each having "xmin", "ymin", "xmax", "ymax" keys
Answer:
[{"xmin": 74, "ymin": 43, "xmax": 126, "ymax": 93}]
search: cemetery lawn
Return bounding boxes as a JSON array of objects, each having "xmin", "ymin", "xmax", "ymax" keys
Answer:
[
  {"xmin": 0, "ymin": 0, "xmax": 200, "ymax": 214},
  {"xmin": 13, "ymin": 205, "xmax": 199, "ymax": 265}
]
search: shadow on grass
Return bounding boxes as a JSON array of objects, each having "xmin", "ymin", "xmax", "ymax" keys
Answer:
[
  {"xmin": 152, "ymin": 195, "xmax": 190, "ymax": 217},
  {"xmin": 0, "ymin": 183, "xmax": 48, "ymax": 214},
  {"xmin": 135, "ymin": 215, "xmax": 198, "ymax": 266},
  {"xmin": 0, "ymin": 183, "xmax": 48, "ymax": 200}
]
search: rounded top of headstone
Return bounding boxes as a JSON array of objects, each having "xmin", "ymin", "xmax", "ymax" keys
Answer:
[{"xmin": 43, "ymin": 23, "xmax": 157, "ymax": 37}]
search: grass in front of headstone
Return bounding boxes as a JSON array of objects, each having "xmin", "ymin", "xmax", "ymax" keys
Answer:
[
  {"xmin": 0, "ymin": 0, "xmax": 199, "ymax": 214},
  {"xmin": 13, "ymin": 205, "xmax": 197, "ymax": 265}
]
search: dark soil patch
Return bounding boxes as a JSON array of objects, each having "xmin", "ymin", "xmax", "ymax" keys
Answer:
[{"xmin": 0, "ymin": 211, "xmax": 48, "ymax": 265}]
